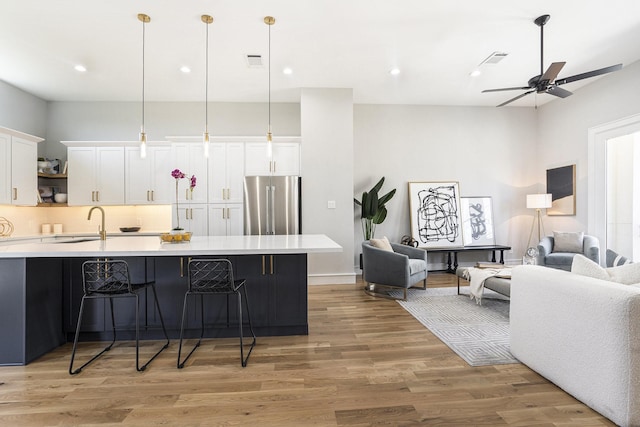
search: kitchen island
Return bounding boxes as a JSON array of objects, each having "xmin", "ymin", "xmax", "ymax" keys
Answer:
[{"xmin": 0, "ymin": 234, "xmax": 341, "ymax": 365}]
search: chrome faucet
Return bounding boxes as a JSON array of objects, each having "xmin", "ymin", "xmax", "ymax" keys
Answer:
[{"xmin": 87, "ymin": 206, "xmax": 107, "ymax": 240}]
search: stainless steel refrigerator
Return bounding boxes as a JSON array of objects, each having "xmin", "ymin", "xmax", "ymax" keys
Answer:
[{"xmin": 243, "ymin": 176, "xmax": 301, "ymax": 235}]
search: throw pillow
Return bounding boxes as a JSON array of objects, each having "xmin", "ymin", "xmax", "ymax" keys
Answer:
[
  {"xmin": 571, "ymin": 254, "xmax": 610, "ymax": 281},
  {"xmin": 370, "ymin": 236, "xmax": 393, "ymax": 252},
  {"xmin": 605, "ymin": 262, "xmax": 640, "ymax": 285},
  {"xmin": 553, "ymin": 231, "xmax": 584, "ymax": 253},
  {"xmin": 606, "ymin": 248, "xmax": 632, "ymax": 267}
]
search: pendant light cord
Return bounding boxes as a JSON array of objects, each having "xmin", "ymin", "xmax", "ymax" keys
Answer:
[
  {"xmin": 205, "ymin": 21, "xmax": 209, "ymax": 132},
  {"xmin": 141, "ymin": 19, "xmax": 146, "ymax": 132},
  {"xmin": 268, "ymin": 22, "xmax": 271, "ymax": 128}
]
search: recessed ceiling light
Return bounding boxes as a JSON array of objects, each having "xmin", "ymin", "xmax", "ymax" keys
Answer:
[
  {"xmin": 180, "ymin": 66, "xmax": 191, "ymax": 73},
  {"xmin": 389, "ymin": 68, "xmax": 400, "ymax": 76},
  {"xmin": 283, "ymin": 67, "xmax": 293, "ymax": 75},
  {"xmin": 469, "ymin": 69, "xmax": 482, "ymax": 77},
  {"xmin": 74, "ymin": 64, "xmax": 87, "ymax": 72}
]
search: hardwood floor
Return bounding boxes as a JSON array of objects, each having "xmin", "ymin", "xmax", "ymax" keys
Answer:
[{"xmin": 0, "ymin": 273, "xmax": 615, "ymax": 426}]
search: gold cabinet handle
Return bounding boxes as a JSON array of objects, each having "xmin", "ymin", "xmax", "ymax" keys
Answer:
[
  {"xmin": 12, "ymin": 188, "xmax": 17, "ymax": 200},
  {"xmin": 270, "ymin": 255, "xmax": 274, "ymax": 275},
  {"xmin": 151, "ymin": 190, "xmax": 154, "ymax": 201},
  {"xmin": 262, "ymin": 255, "xmax": 266, "ymax": 275},
  {"xmin": 96, "ymin": 191, "xmax": 100, "ymax": 202},
  {"xmin": 146, "ymin": 190, "xmax": 150, "ymax": 201}
]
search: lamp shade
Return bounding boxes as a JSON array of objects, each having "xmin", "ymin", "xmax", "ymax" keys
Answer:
[{"xmin": 526, "ymin": 193, "xmax": 552, "ymax": 209}]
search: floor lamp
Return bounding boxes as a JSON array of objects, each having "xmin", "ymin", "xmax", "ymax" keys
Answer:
[{"xmin": 526, "ymin": 193, "xmax": 552, "ymax": 249}]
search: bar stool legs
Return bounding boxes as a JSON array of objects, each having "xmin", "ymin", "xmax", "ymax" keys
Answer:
[
  {"xmin": 69, "ymin": 260, "xmax": 169, "ymax": 375},
  {"xmin": 177, "ymin": 284, "xmax": 256, "ymax": 369}
]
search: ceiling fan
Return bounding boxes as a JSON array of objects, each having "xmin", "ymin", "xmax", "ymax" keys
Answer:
[{"xmin": 482, "ymin": 14, "xmax": 622, "ymax": 107}]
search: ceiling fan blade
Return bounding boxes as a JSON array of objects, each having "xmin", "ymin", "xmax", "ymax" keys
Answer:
[
  {"xmin": 555, "ymin": 63, "xmax": 623, "ymax": 85},
  {"xmin": 482, "ymin": 86, "xmax": 531, "ymax": 93},
  {"xmin": 496, "ymin": 90, "xmax": 535, "ymax": 107},
  {"xmin": 539, "ymin": 62, "xmax": 566, "ymax": 84},
  {"xmin": 546, "ymin": 85, "xmax": 573, "ymax": 98}
]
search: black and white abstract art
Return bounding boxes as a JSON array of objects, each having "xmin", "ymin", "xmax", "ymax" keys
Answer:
[
  {"xmin": 409, "ymin": 181, "xmax": 463, "ymax": 248},
  {"xmin": 460, "ymin": 197, "xmax": 495, "ymax": 246}
]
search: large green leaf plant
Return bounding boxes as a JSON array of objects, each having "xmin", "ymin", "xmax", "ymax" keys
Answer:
[{"xmin": 354, "ymin": 177, "xmax": 396, "ymax": 241}]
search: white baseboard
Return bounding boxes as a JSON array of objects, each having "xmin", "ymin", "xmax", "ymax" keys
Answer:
[{"xmin": 308, "ymin": 273, "xmax": 356, "ymax": 285}]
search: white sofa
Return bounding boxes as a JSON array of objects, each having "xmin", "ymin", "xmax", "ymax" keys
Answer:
[{"xmin": 510, "ymin": 265, "xmax": 640, "ymax": 427}]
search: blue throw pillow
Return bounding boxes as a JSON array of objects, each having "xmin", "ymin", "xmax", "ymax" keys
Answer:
[{"xmin": 606, "ymin": 249, "xmax": 631, "ymax": 267}]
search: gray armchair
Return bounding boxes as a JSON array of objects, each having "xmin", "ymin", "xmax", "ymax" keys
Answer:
[
  {"xmin": 536, "ymin": 234, "xmax": 600, "ymax": 271},
  {"xmin": 362, "ymin": 241, "xmax": 428, "ymax": 301}
]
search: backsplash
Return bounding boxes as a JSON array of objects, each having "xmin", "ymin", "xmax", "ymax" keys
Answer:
[{"xmin": 0, "ymin": 205, "xmax": 172, "ymax": 237}]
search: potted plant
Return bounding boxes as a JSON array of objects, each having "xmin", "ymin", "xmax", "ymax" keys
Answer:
[{"xmin": 354, "ymin": 177, "xmax": 396, "ymax": 241}]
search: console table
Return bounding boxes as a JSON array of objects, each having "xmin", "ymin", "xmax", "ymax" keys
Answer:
[{"xmin": 427, "ymin": 244, "xmax": 511, "ymax": 273}]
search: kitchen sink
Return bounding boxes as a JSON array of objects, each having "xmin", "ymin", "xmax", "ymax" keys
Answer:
[{"xmin": 52, "ymin": 237, "xmax": 102, "ymax": 244}]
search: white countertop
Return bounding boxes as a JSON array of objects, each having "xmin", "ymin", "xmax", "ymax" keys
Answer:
[{"xmin": 0, "ymin": 234, "xmax": 342, "ymax": 258}]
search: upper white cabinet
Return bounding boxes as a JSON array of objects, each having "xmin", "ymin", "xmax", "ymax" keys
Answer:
[
  {"xmin": 245, "ymin": 142, "xmax": 300, "ymax": 176},
  {"xmin": 0, "ymin": 128, "xmax": 42, "ymax": 206},
  {"xmin": 170, "ymin": 142, "xmax": 208, "ymax": 204},
  {"xmin": 67, "ymin": 145, "xmax": 125, "ymax": 205},
  {"xmin": 208, "ymin": 142, "xmax": 245, "ymax": 204},
  {"xmin": 125, "ymin": 145, "xmax": 172, "ymax": 204}
]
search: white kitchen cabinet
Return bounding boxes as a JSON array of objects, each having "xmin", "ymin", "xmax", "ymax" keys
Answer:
[
  {"xmin": 0, "ymin": 128, "xmax": 42, "ymax": 206},
  {"xmin": 208, "ymin": 204, "xmax": 243, "ymax": 236},
  {"xmin": 171, "ymin": 204, "xmax": 207, "ymax": 236},
  {"xmin": 67, "ymin": 146, "xmax": 125, "ymax": 205},
  {"xmin": 171, "ymin": 143, "xmax": 208, "ymax": 204},
  {"xmin": 125, "ymin": 145, "xmax": 172, "ymax": 204},
  {"xmin": 208, "ymin": 142, "xmax": 244, "ymax": 204},
  {"xmin": 245, "ymin": 142, "xmax": 300, "ymax": 176}
]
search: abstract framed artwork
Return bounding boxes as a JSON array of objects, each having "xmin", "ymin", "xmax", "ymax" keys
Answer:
[
  {"xmin": 408, "ymin": 181, "xmax": 463, "ymax": 248},
  {"xmin": 460, "ymin": 196, "xmax": 496, "ymax": 246},
  {"xmin": 546, "ymin": 164, "xmax": 576, "ymax": 216}
]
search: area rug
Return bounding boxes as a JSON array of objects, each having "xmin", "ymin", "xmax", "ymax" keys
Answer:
[{"xmin": 390, "ymin": 286, "xmax": 519, "ymax": 366}]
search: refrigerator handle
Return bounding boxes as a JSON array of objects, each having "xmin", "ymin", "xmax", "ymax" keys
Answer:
[
  {"xmin": 265, "ymin": 185, "xmax": 271, "ymax": 235},
  {"xmin": 270, "ymin": 185, "xmax": 276, "ymax": 235}
]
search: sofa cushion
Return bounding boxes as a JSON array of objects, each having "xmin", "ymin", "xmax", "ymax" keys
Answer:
[
  {"xmin": 572, "ymin": 254, "xmax": 640, "ymax": 285},
  {"xmin": 370, "ymin": 236, "xmax": 393, "ymax": 252},
  {"xmin": 553, "ymin": 231, "xmax": 584, "ymax": 253},
  {"xmin": 606, "ymin": 262, "xmax": 640, "ymax": 285},
  {"xmin": 606, "ymin": 248, "xmax": 632, "ymax": 267},
  {"xmin": 571, "ymin": 254, "xmax": 610, "ymax": 281}
]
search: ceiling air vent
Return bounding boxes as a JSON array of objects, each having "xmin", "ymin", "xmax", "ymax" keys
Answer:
[
  {"xmin": 480, "ymin": 52, "xmax": 508, "ymax": 65},
  {"xmin": 246, "ymin": 54, "xmax": 263, "ymax": 68}
]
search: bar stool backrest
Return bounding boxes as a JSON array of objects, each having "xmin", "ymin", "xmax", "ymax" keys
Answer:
[
  {"xmin": 82, "ymin": 260, "xmax": 132, "ymax": 295},
  {"xmin": 188, "ymin": 259, "xmax": 237, "ymax": 294}
]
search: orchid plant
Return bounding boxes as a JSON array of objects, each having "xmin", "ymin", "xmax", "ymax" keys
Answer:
[{"xmin": 171, "ymin": 169, "xmax": 196, "ymax": 231}]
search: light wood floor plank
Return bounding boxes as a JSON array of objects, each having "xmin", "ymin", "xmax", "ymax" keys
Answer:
[{"xmin": 0, "ymin": 274, "xmax": 616, "ymax": 426}]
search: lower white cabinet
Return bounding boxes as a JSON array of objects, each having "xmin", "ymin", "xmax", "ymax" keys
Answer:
[
  {"xmin": 171, "ymin": 204, "xmax": 207, "ymax": 236},
  {"xmin": 208, "ymin": 204, "xmax": 243, "ymax": 236}
]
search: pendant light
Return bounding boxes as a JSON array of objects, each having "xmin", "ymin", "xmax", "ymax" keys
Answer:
[
  {"xmin": 202, "ymin": 15, "xmax": 213, "ymax": 158},
  {"xmin": 138, "ymin": 13, "xmax": 150, "ymax": 159},
  {"xmin": 264, "ymin": 16, "xmax": 275, "ymax": 159}
]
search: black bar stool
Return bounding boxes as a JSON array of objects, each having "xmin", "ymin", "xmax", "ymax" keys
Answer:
[
  {"xmin": 69, "ymin": 259, "xmax": 170, "ymax": 374},
  {"xmin": 177, "ymin": 258, "xmax": 256, "ymax": 368}
]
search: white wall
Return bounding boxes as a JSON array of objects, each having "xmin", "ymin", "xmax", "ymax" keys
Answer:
[
  {"xmin": 301, "ymin": 89, "xmax": 355, "ymax": 283},
  {"xmin": 353, "ymin": 105, "xmax": 538, "ymax": 268},
  {"xmin": 44, "ymin": 101, "xmax": 301, "ymax": 161},
  {"xmin": 537, "ymin": 60, "xmax": 640, "ymax": 239},
  {"xmin": 0, "ymin": 80, "xmax": 47, "ymax": 149}
]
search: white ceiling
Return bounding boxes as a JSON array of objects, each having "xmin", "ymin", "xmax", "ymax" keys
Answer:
[{"xmin": 2, "ymin": 0, "xmax": 639, "ymax": 107}]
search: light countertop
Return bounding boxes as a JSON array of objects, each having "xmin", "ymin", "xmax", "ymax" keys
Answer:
[{"xmin": 0, "ymin": 234, "xmax": 342, "ymax": 258}]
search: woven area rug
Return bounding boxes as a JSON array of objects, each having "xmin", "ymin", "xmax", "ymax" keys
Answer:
[{"xmin": 390, "ymin": 286, "xmax": 519, "ymax": 367}]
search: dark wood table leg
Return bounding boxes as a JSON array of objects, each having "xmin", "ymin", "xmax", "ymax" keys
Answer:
[
  {"xmin": 491, "ymin": 250, "xmax": 497, "ymax": 262},
  {"xmin": 446, "ymin": 251, "xmax": 452, "ymax": 273},
  {"xmin": 499, "ymin": 250, "xmax": 505, "ymax": 264},
  {"xmin": 452, "ymin": 252, "xmax": 459, "ymax": 273}
]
